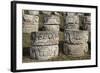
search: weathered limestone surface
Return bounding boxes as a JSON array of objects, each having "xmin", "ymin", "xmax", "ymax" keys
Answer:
[
  {"xmin": 31, "ymin": 31, "xmax": 59, "ymax": 45},
  {"xmin": 63, "ymin": 43, "xmax": 88, "ymax": 56},
  {"xmin": 44, "ymin": 15, "xmax": 60, "ymax": 24},
  {"xmin": 64, "ymin": 30, "xmax": 88, "ymax": 44},
  {"xmin": 43, "ymin": 25, "xmax": 59, "ymax": 31},
  {"xmin": 23, "ymin": 22, "xmax": 38, "ymax": 33},
  {"xmin": 23, "ymin": 14, "xmax": 39, "ymax": 24},
  {"xmin": 30, "ymin": 45, "xmax": 59, "ymax": 60}
]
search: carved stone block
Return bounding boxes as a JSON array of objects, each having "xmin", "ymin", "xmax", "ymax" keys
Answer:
[
  {"xmin": 64, "ymin": 23, "xmax": 79, "ymax": 30},
  {"xmin": 44, "ymin": 15, "xmax": 60, "ymax": 24},
  {"xmin": 31, "ymin": 31, "xmax": 59, "ymax": 45},
  {"xmin": 65, "ymin": 15, "xmax": 79, "ymax": 24},
  {"xmin": 23, "ymin": 14, "xmax": 39, "ymax": 24},
  {"xmin": 63, "ymin": 43, "xmax": 88, "ymax": 57},
  {"xmin": 23, "ymin": 22, "xmax": 38, "ymax": 33},
  {"xmin": 30, "ymin": 45, "xmax": 59, "ymax": 60},
  {"xmin": 64, "ymin": 30, "xmax": 88, "ymax": 44},
  {"xmin": 43, "ymin": 25, "xmax": 59, "ymax": 31}
]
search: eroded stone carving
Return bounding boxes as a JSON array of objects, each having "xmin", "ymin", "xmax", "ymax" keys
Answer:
[
  {"xmin": 64, "ymin": 30, "xmax": 88, "ymax": 44},
  {"xmin": 65, "ymin": 15, "xmax": 79, "ymax": 24},
  {"xmin": 43, "ymin": 25, "xmax": 59, "ymax": 31},
  {"xmin": 64, "ymin": 24, "xmax": 79, "ymax": 30},
  {"xmin": 44, "ymin": 15, "xmax": 60, "ymax": 24},
  {"xmin": 63, "ymin": 43, "xmax": 88, "ymax": 57},
  {"xmin": 31, "ymin": 31, "xmax": 59, "ymax": 45},
  {"xmin": 23, "ymin": 14, "xmax": 39, "ymax": 24},
  {"xmin": 30, "ymin": 45, "xmax": 59, "ymax": 60}
]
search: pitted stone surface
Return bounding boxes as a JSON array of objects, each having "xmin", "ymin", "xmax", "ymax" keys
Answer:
[
  {"xmin": 30, "ymin": 45, "xmax": 59, "ymax": 60},
  {"xmin": 64, "ymin": 30, "xmax": 88, "ymax": 44},
  {"xmin": 44, "ymin": 15, "xmax": 60, "ymax": 24},
  {"xmin": 31, "ymin": 31, "xmax": 59, "ymax": 45}
]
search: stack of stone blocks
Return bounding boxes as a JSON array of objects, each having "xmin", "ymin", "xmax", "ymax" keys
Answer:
[
  {"xmin": 22, "ymin": 10, "xmax": 91, "ymax": 60},
  {"xmin": 63, "ymin": 13, "xmax": 89, "ymax": 57},
  {"xmin": 30, "ymin": 11, "xmax": 60, "ymax": 60}
]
